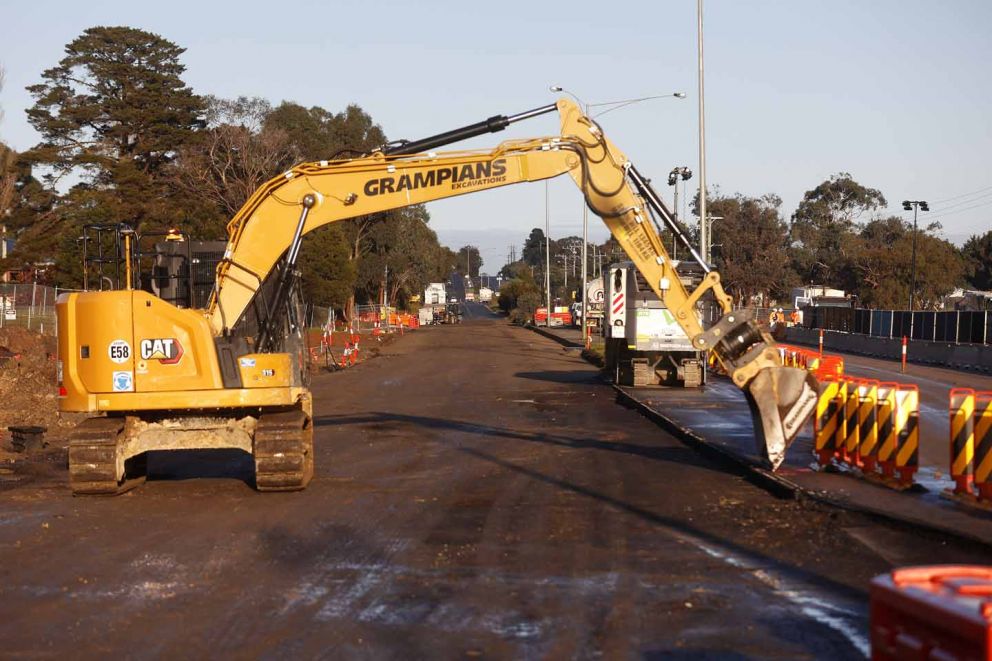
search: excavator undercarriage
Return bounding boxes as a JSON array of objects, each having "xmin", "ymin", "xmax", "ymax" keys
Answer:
[{"xmin": 67, "ymin": 410, "xmax": 313, "ymax": 494}]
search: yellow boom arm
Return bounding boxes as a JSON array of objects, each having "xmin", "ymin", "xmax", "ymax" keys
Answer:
[{"xmin": 203, "ymin": 99, "xmax": 816, "ymax": 468}]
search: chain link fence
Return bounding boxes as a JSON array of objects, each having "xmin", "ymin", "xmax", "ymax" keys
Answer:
[
  {"xmin": 0, "ymin": 283, "xmax": 67, "ymax": 335},
  {"xmin": 0, "ymin": 287, "xmax": 421, "ymax": 339}
]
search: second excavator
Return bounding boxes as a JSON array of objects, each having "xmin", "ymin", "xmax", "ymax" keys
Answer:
[{"xmin": 57, "ymin": 98, "xmax": 818, "ymax": 494}]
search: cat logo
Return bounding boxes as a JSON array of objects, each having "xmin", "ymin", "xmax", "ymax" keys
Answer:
[{"xmin": 139, "ymin": 338, "xmax": 184, "ymax": 365}]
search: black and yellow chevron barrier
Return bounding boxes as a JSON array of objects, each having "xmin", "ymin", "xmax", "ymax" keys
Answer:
[
  {"xmin": 949, "ymin": 388, "xmax": 975, "ymax": 496},
  {"xmin": 858, "ymin": 380, "xmax": 879, "ymax": 473},
  {"xmin": 946, "ymin": 389, "xmax": 992, "ymax": 506},
  {"xmin": 894, "ymin": 384, "xmax": 920, "ymax": 487},
  {"xmin": 812, "ymin": 374, "xmax": 919, "ymax": 489},
  {"xmin": 976, "ymin": 393, "xmax": 992, "ymax": 502},
  {"xmin": 876, "ymin": 383, "xmax": 898, "ymax": 479},
  {"xmin": 814, "ymin": 376, "xmax": 840, "ymax": 466}
]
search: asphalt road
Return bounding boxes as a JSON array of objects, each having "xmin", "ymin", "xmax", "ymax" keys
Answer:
[{"xmin": 2, "ymin": 306, "xmax": 990, "ymax": 658}]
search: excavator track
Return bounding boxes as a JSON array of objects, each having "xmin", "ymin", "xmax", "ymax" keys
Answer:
[
  {"xmin": 68, "ymin": 417, "xmax": 145, "ymax": 495},
  {"xmin": 254, "ymin": 410, "xmax": 313, "ymax": 492}
]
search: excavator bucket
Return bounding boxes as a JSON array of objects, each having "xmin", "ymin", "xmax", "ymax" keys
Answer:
[
  {"xmin": 743, "ymin": 364, "xmax": 819, "ymax": 469},
  {"xmin": 695, "ymin": 309, "xmax": 819, "ymax": 470}
]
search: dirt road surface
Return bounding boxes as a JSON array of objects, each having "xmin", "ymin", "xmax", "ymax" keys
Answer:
[{"xmin": 1, "ymin": 304, "xmax": 990, "ymax": 658}]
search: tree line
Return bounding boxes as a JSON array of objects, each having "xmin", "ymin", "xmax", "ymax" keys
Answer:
[
  {"xmin": 498, "ymin": 173, "xmax": 991, "ymax": 316},
  {"xmin": 0, "ymin": 26, "xmax": 459, "ymax": 318}
]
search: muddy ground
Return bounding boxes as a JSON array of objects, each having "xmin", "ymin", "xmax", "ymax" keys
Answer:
[{"xmin": 0, "ymin": 305, "xmax": 990, "ymax": 658}]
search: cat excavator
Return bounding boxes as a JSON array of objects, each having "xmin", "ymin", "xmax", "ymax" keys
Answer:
[{"xmin": 56, "ymin": 98, "xmax": 818, "ymax": 494}]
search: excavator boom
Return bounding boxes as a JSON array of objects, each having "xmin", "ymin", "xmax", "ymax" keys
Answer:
[{"xmin": 205, "ymin": 98, "xmax": 817, "ymax": 467}]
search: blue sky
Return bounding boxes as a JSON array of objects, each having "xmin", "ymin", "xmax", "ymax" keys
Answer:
[{"xmin": 2, "ymin": 0, "xmax": 990, "ymax": 273}]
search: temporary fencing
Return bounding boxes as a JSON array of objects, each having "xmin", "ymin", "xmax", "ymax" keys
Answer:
[
  {"xmin": 354, "ymin": 305, "xmax": 419, "ymax": 333},
  {"xmin": 777, "ymin": 343, "xmax": 845, "ymax": 378},
  {"xmin": 0, "ymin": 283, "xmax": 63, "ymax": 335},
  {"xmin": 870, "ymin": 566, "xmax": 992, "ymax": 659},
  {"xmin": 813, "ymin": 374, "xmax": 920, "ymax": 488},
  {"xmin": 805, "ymin": 307, "xmax": 992, "ymax": 345},
  {"xmin": 947, "ymin": 389, "xmax": 992, "ymax": 506}
]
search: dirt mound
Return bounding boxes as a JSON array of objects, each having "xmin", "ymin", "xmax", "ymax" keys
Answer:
[{"xmin": 0, "ymin": 328, "xmax": 80, "ymax": 447}]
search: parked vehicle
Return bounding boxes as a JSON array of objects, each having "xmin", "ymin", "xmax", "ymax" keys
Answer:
[
  {"xmin": 604, "ymin": 261, "xmax": 705, "ymax": 388},
  {"xmin": 424, "ymin": 283, "xmax": 446, "ymax": 306}
]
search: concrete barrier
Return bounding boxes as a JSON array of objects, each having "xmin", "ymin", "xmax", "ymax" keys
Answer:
[{"xmin": 785, "ymin": 327, "xmax": 992, "ymax": 374}]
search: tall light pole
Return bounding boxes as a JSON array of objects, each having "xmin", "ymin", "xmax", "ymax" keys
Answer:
[
  {"xmin": 903, "ymin": 200, "xmax": 929, "ymax": 310},
  {"xmin": 549, "ymin": 85, "xmax": 686, "ymax": 344},
  {"xmin": 697, "ymin": 0, "xmax": 709, "ymax": 264},
  {"xmin": 545, "ymin": 180, "xmax": 552, "ymax": 327}
]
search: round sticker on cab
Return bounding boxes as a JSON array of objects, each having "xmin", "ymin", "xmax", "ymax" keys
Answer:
[{"xmin": 108, "ymin": 339, "xmax": 131, "ymax": 364}]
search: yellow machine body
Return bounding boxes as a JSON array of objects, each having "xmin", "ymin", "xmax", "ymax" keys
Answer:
[{"xmin": 56, "ymin": 290, "xmax": 303, "ymax": 412}]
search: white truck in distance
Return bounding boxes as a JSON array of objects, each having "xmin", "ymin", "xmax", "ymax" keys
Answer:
[
  {"xmin": 604, "ymin": 261, "xmax": 705, "ymax": 388},
  {"xmin": 424, "ymin": 282, "xmax": 446, "ymax": 306}
]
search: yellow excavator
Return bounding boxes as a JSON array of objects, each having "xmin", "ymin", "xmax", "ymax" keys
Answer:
[{"xmin": 56, "ymin": 99, "xmax": 818, "ymax": 494}]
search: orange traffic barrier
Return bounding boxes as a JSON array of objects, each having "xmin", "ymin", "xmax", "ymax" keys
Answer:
[
  {"xmin": 813, "ymin": 375, "xmax": 918, "ymax": 489},
  {"xmin": 945, "ymin": 390, "xmax": 992, "ymax": 506},
  {"xmin": 858, "ymin": 380, "xmax": 880, "ymax": 473},
  {"xmin": 895, "ymin": 383, "xmax": 920, "ymax": 487},
  {"xmin": 816, "ymin": 354, "xmax": 845, "ymax": 379},
  {"xmin": 871, "ymin": 565, "xmax": 992, "ymax": 660},
  {"xmin": 876, "ymin": 382, "xmax": 899, "ymax": 479},
  {"xmin": 950, "ymin": 388, "xmax": 976, "ymax": 496},
  {"xmin": 814, "ymin": 375, "xmax": 840, "ymax": 467},
  {"xmin": 777, "ymin": 344, "xmax": 844, "ymax": 379},
  {"xmin": 977, "ymin": 393, "xmax": 992, "ymax": 503},
  {"xmin": 844, "ymin": 377, "xmax": 862, "ymax": 466},
  {"xmin": 834, "ymin": 378, "xmax": 849, "ymax": 463}
]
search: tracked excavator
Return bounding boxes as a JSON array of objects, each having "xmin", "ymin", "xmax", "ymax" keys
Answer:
[{"xmin": 57, "ymin": 99, "xmax": 818, "ymax": 495}]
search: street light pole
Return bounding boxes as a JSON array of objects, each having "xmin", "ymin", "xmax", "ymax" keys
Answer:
[
  {"xmin": 545, "ymin": 180, "xmax": 552, "ymax": 327},
  {"xmin": 697, "ymin": 0, "xmax": 708, "ymax": 264},
  {"xmin": 903, "ymin": 200, "xmax": 929, "ymax": 310}
]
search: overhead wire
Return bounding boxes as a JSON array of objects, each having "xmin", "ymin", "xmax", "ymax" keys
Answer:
[
  {"xmin": 925, "ymin": 190, "xmax": 992, "ymax": 214},
  {"xmin": 924, "ymin": 198, "xmax": 992, "ymax": 222},
  {"xmin": 930, "ymin": 183, "xmax": 992, "ymax": 205}
]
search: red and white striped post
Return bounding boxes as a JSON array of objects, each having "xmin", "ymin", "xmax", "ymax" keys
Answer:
[{"xmin": 901, "ymin": 336, "xmax": 908, "ymax": 373}]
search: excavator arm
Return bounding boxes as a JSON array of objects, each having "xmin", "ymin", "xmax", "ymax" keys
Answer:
[{"xmin": 206, "ymin": 99, "xmax": 817, "ymax": 468}]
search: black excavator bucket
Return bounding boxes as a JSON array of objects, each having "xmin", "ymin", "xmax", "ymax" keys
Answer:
[{"xmin": 695, "ymin": 309, "xmax": 819, "ymax": 470}]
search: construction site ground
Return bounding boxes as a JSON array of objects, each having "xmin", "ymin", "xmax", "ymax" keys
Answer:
[
  {"xmin": 1, "ymin": 303, "xmax": 990, "ymax": 657},
  {"xmin": 535, "ymin": 323, "xmax": 992, "ymax": 546}
]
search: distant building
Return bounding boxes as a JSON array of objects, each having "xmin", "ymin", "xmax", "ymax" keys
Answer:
[
  {"xmin": 945, "ymin": 288, "xmax": 992, "ymax": 311},
  {"xmin": 791, "ymin": 285, "xmax": 850, "ymax": 309}
]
